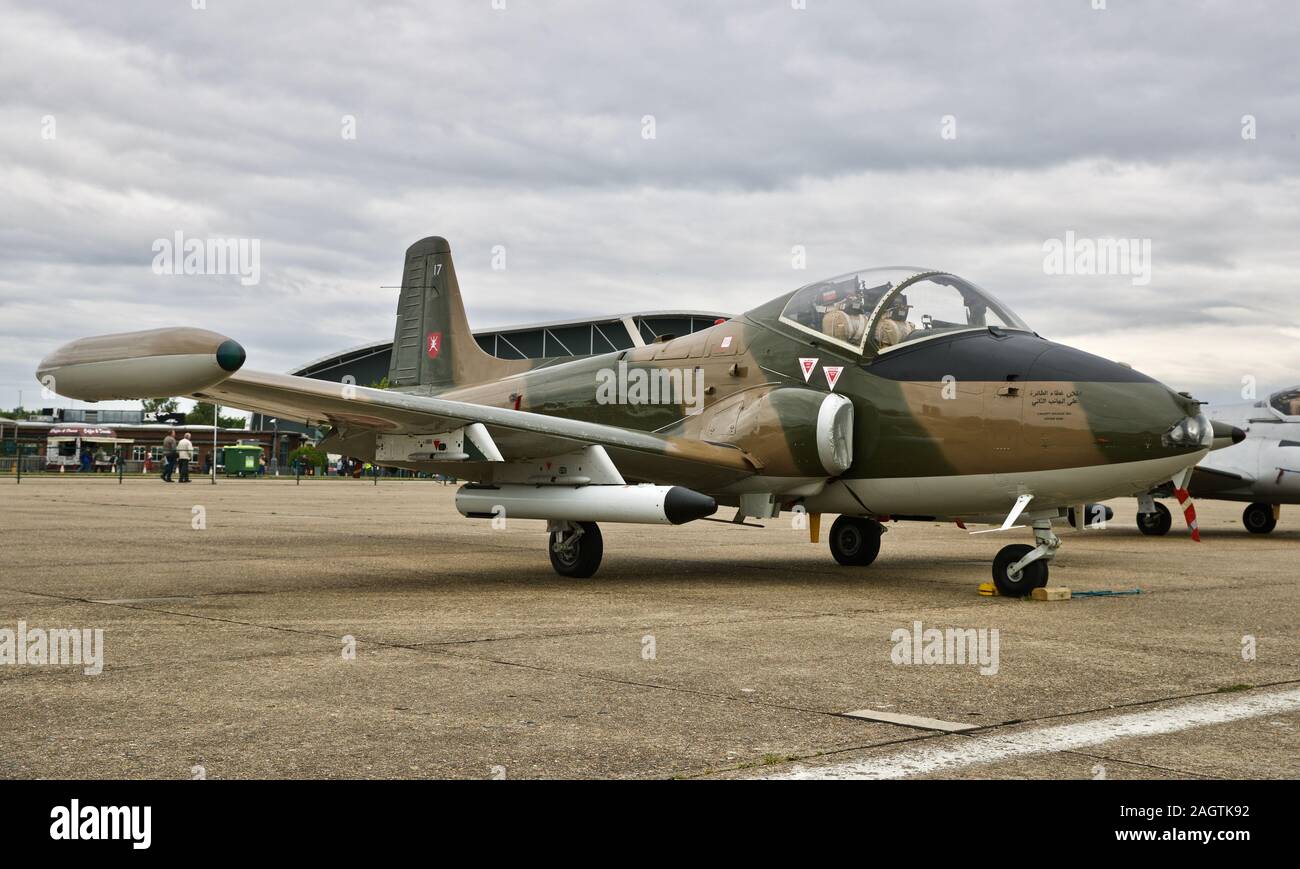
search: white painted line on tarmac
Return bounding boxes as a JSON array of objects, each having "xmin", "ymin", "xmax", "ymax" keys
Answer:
[
  {"xmin": 767, "ymin": 685, "xmax": 1300, "ymax": 780},
  {"xmin": 842, "ymin": 709, "xmax": 977, "ymax": 732}
]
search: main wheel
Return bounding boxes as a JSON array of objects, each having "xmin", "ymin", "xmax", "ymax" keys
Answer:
[
  {"xmin": 548, "ymin": 521, "xmax": 603, "ymax": 578},
  {"xmin": 991, "ymin": 543, "xmax": 1049, "ymax": 596},
  {"xmin": 829, "ymin": 516, "xmax": 882, "ymax": 566},
  {"xmin": 1136, "ymin": 502, "xmax": 1172, "ymax": 536},
  {"xmin": 1243, "ymin": 503, "xmax": 1277, "ymax": 534}
]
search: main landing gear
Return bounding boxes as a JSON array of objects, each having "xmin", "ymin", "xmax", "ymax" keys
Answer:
[
  {"xmin": 1243, "ymin": 502, "xmax": 1278, "ymax": 534},
  {"xmin": 829, "ymin": 515, "xmax": 884, "ymax": 566},
  {"xmin": 547, "ymin": 520, "xmax": 603, "ymax": 578},
  {"xmin": 991, "ymin": 519, "xmax": 1059, "ymax": 596},
  {"xmin": 1136, "ymin": 502, "xmax": 1173, "ymax": 536}
]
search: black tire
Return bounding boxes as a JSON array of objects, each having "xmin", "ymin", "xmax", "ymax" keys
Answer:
[
  {"xmin": 829, "ymin": 516, "xmax": 882, "ymax": 566},
  {"xmin": 1136, "ymin": 502, "xmax": 1172, "ymax": 536},
  {"xmin": 1243, "ymin": 503, "xmax": 1277, "ymax": 534},
  {"xmin": 991, "ymin": 543, "xmax": 1049, "ymax": 596},
  {"xmin": 548, "ymin": 521, "xmax": 603, "ymax": 578}
]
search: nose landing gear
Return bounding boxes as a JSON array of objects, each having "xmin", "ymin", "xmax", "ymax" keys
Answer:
[{"xmin": 991, "ymin": 519, "xmax": 1059, "ymax": 596}]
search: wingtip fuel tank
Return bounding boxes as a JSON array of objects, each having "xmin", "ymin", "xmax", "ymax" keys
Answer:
[{"xmin": 35, "ymin": 327, "xmax": 245, "ymax": 401}]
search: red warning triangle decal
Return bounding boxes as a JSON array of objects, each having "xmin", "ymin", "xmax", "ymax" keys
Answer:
[
  {"xmin": 799, "ymin": 357, "xmax": 818, "ymax": 382},
  {"xmin": 823, "ymin": 366, "xmax": 844, "ymax": 391}
]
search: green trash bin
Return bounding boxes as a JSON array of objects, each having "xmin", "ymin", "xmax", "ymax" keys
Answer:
[{"xmin": 222, "ymin": 444, "xmax": 264, "ymax": 477}]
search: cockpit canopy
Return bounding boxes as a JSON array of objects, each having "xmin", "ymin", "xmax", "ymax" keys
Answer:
[
  {"xmin": 774, "ymin": 268, "xmax": 1031, "ymax": 357},
  {"xmin": 1268, "ymin": 386, "xmax": 1300, "ymax": 417}
]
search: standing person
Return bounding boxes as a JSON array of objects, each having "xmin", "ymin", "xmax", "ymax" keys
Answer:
[
  {"xmin": 258, "ymin": 453, "xmax": 266, "ymax": 477},
  {"xmin": 177, "ymin": 432, "xmax": 194, "ymax": 483},
  {"xmin": 161, "ymin": 430, "xmax": 177, "ymax": 482}
]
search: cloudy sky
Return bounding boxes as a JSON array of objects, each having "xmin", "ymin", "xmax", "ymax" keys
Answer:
[{"xmin": 2, "ymin": 0, "xmax": 1298, "ymax": 412}]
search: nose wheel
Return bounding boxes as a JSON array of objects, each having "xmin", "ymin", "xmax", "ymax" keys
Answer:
[
  {"xmin": 991, "ymin": 519, "xmax": 1058, "ymax": 596},
  {"xmin": 992, "ymin": 544, "xmax": 1049, "ymax": 595},
  {"xmin": 547, "ymin": 520, "xmax": 603, "ymax": 578}
]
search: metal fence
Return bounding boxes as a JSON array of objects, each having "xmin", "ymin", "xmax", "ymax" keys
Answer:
[{"xmin": 0, "ymin": 457, "xmax": 456, "ymax": 483}]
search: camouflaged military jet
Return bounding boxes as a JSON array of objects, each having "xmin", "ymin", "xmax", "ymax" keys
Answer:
[{"xmin": 38, "ymin": 236, "xmax": 1217, "ymax": 594}]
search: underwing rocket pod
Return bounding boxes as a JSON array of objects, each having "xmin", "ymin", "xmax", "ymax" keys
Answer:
[
  {"xmin": 36, "ymin": 327, "xmax": 246, "ymax": 401},
  {"xmin": 456, "ymin": 484, "xmax": 717, "ymax": 525}
]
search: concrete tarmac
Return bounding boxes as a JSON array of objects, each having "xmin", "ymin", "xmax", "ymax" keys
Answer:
[{"xmin": 0, "ymin": 476, "xmax": 1295, "ymax": 779}]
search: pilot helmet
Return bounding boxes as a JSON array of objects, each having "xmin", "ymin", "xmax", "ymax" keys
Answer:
[{"xmin": 888, "ymin": 293, "xmax": 911, "ymax": 320}]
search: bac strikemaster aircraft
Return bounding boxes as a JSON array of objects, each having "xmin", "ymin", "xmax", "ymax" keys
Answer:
[
  {"xmin": 1133, "ymin": 386, "xmax": 1300, "ymax": 536},
  {"xmin": 39, "ymin": 236, "xmax": 1222, "ymax": 594}
]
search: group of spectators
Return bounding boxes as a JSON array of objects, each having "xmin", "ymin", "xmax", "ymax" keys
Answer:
[
  {"xmin": 159, "ymin": 430, "xmax": 195, "ymax": 483},
  {"xmin": 77, "ymin": 448, "xmax": 121, "ymax": 472}
]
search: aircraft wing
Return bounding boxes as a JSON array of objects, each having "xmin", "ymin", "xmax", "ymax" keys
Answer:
[
  {"xmin": 198, "ymin": 369, "xmax": 757, "ymax": 488},
  {"xmin": 36, "ymin": 326, "xmax": 761, "ymax": 487}
]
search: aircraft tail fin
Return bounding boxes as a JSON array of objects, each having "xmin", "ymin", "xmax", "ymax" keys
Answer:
[{"xmin": 387, "ymin": 236, "xmax": 524, "ymax": 391}]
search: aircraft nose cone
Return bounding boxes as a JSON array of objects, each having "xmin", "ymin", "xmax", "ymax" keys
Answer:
[
  {"xmin": 1209, "ymin": 419, "xmax": 1247, "ymax": 450},
  {"xmin": 663, "ymin": 486, "xmax": 717, "ymax": 524},
  {"xmin": 216, "ymin": 339, "xmax": 246, "ymax": 372}
]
